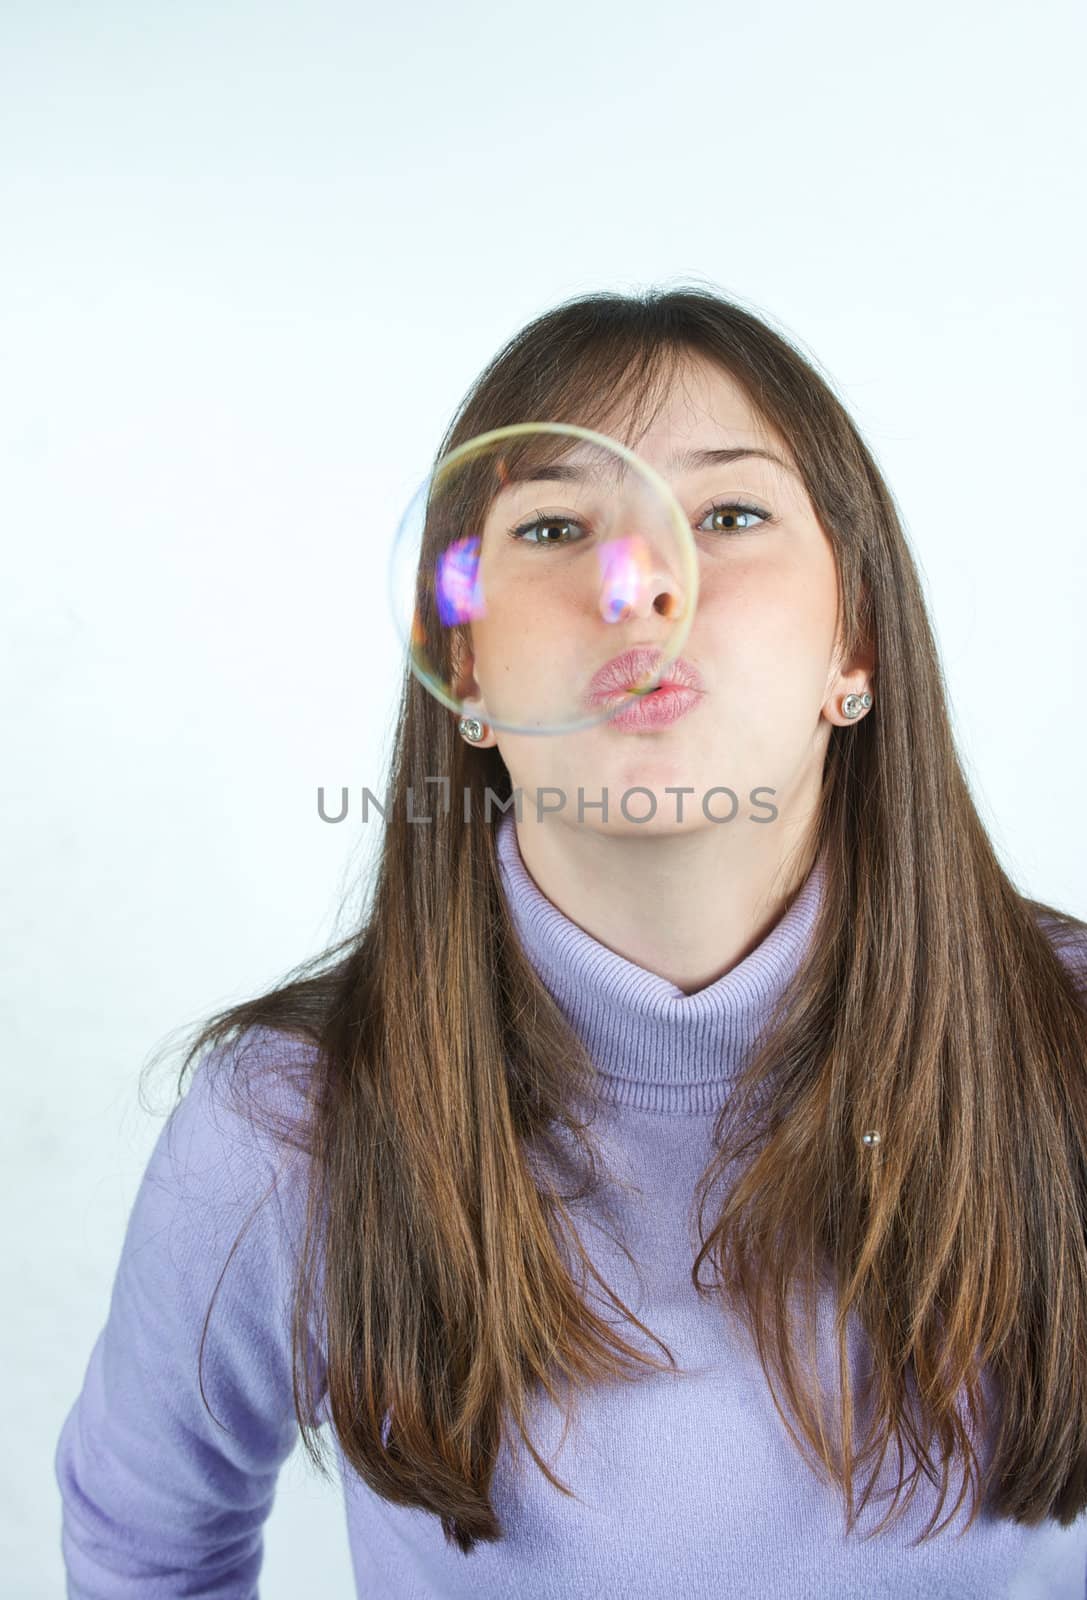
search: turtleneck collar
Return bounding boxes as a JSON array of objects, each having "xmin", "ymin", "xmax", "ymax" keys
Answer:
[{"xmin": 494, "ymin": 810, "xmax": 828, "ymax": 1115}]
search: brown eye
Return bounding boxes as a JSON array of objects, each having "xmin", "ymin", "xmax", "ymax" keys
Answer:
[
  {"xmin": 699, "ymin": 500, "xmax": 771, "ymax": 534},
  {"xmin": 507, "ymin": 512, "xmax": 587, "ymax": 546}
]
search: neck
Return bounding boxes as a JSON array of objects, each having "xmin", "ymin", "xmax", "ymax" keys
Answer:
[
  {"xmin": 494, "ymin": 810, "xmax": 828, "ymax": 1113},
  {"xmin": 502, "ymin": 810, "xmax": 823, "ymax": 995}
]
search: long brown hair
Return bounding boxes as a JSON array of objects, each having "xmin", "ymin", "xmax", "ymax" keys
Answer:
[{"xmin": 147, "ymin": 285, "xmax": 1087, "ymax": 1555}]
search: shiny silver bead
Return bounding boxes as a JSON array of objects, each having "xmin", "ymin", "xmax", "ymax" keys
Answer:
[
  {"xmin": 861, "ymin": 1130, "xmax": 881, "ymax": 1148},
  {"xmin": 458, "ymin": 716, "xmax": 485, "ymax": 743}
]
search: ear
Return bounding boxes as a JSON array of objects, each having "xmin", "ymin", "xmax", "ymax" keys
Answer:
[
  {"xmin": 448, "ymin": 627, "xmax": 500, "ymax": 748},
  {"xmin": 448, "ymin": 626, "xmax": 479, "ymax": 703},
  {"xmin": 824, "ymin": 636, "xmax": 877, "ymax": 726}
]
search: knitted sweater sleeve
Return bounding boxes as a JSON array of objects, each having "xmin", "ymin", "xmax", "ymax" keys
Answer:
[{"xmin": 54, "ymin": 1032, "xmax": 323, "ymax": 1599}]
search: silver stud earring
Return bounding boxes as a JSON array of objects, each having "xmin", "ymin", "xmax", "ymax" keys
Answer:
[
  {"xmin": 842, "ymin": 691, "xmax": 872, "ymax": 720},
  {"xmin": 458, "ymin": 716, "xmax": 486, "ymax": 744}
]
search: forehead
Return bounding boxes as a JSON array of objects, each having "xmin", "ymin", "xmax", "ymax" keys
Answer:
[
  {"xmin": 593, "ymin": 351, "xmax": 791, "ymax": 466},
  {"xmin": 477, "ymin": 350, "xmax": 804, "ymax": 509}
]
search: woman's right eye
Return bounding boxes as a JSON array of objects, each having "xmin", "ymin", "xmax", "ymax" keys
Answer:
[{"xmin": 506, "ymin": 511, "xmax": 587, "ymax": 546}]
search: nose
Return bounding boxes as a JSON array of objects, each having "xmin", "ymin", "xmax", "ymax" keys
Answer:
[{"xmin": 597, "ymin": 536, "xmax": 687, "ymax": 624}]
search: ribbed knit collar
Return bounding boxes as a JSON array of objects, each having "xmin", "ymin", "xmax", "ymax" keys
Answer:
[{"xmin": 494, "ymin": 811, "xmax": 828, "ymax": 1114}]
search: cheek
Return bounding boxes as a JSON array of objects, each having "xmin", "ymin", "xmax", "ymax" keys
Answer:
[
  {"xmin": 700, "ymin": 560, "xmax": 835, "ymax": 658},
  {"xmin": 694, "ymin": 574, "xmax": 836, "ymax": 723},
  {"xmin": 470, "ymin": 608, "xmax": 556, "ymax": 675},
  {"xmin": 698, "ymin": 570, "xmax": 788, "ymax": 659}
]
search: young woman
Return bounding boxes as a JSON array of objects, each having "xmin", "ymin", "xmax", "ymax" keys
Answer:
[{"xmin": 55, "ymin": 288, "xmax": 1087, "ymax": 1598}]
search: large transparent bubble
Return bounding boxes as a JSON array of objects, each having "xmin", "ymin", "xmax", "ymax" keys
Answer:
[{"xmin": 388, "ymin": 423, "xmax": 700, "ymax": 736}]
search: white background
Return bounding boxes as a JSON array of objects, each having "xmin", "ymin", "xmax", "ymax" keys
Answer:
[{"xmin": 3, "ymin": 1, "xmax": 1085, "ymax": 1595}]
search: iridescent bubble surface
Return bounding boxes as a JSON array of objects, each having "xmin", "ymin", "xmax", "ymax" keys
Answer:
[{"xmin": 388, "ymin": 422, "xmax": 700, "ymax": 736}]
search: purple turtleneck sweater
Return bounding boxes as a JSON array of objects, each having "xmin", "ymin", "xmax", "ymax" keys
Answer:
[{"xmin": 55, "ymin": 811, "xmax": 1087, "ymax": 1597}]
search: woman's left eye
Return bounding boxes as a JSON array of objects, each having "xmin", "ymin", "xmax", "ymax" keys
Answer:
[{"xmin": 697, "ymin": 499, "xmax": 772, "ymax": 535}]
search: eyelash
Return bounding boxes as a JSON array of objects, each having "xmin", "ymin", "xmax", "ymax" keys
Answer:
[
  {"xmin": 507, "ymin": 498, "xmax": 773, "ymax": 545},
  {"xmin": 699, "ymin": 498, "xmax": 773, "ymax": 536}
]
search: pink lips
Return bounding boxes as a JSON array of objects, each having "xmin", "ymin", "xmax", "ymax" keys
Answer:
[
  {"xmin": 586, "ymin": 645, "xmax": 705, "ymax": 702},
  {"xmin": 585, "ymin": 645, "xmax": 705, "ymax": 731}
]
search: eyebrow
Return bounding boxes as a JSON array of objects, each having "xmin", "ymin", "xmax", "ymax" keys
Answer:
[{"xmin": 497, "ymin": 445, "xmax": 795, "ymax": 487}]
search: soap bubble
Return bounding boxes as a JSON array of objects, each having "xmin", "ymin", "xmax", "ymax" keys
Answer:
[{"xmin": 388, "ymin": 423, "xmax": 700, "ymax": 736}]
